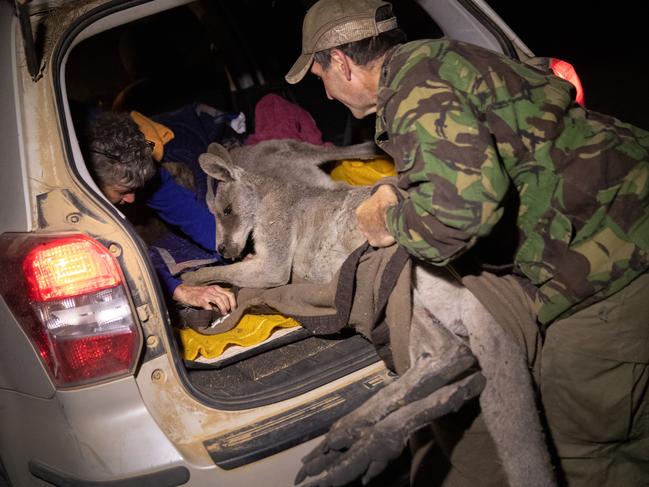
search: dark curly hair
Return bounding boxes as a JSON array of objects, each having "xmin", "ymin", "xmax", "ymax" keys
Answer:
[{"xmin": 86, "ymin": 112, "xmax": 157, "ymax": 191}]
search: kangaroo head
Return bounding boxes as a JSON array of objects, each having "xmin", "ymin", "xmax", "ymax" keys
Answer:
[{"xmin": 199, "ymin": 145, "xmax": 258, "ymax": 260}]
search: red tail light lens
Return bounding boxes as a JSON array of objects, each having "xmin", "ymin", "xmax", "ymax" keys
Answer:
[
  {"xmin": 0, "ymin": 233, "xmax": 141, "ymax": 387},
  {"xmin": 23, "ymin": 236, "xmax": 122, "ymax": 301},
  {"xmin": 550, "ymin": 58, "xmax": 586, "ymax": 106}
]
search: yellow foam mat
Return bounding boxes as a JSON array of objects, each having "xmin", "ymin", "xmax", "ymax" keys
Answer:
[
  {"xmin": 178, "ymin": 314, "xmax": 301, "ymax": 361},
  {"xmin": 330, "ymin": 157, "xmax": 396, "ymax": 186}
]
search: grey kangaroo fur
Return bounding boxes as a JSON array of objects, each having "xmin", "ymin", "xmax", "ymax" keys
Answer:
[
  {"xmin": 181, "ymin": 139, "xmax": 556, "ymax": 487},
  {"xmin": 183, "ymin": 140, "xmax": 377, "ymax": 287}
]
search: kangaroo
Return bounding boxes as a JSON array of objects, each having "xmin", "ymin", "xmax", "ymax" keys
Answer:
[
  {"xmin": 181, "ymin": 139, "xmax": 556, "ymax": 487},
  {"xmin": 181, "ymin": 140, "xmax": 377, "ymax": 288}
]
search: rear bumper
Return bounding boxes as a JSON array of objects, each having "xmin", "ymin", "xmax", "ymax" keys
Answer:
[
  {"xmin": 29, "ymin": 461, "xmax": 189, "ymax": 487},
  {"xmin": 0, "ymin": 378, "xmax": 187, "ymax": 486}
]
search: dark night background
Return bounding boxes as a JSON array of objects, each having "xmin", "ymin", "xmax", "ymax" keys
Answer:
[
  {"xmin": 295, "ymin": 0, "xmax": 649, "ymax": 142},
  {"xmin": 487, "ymin": 1, "xmax": 649, "ymax": 130}
]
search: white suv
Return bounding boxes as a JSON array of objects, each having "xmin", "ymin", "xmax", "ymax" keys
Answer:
[{"xmin": 0, "ymin": 1, "xmax": 559, "ymax": 485}]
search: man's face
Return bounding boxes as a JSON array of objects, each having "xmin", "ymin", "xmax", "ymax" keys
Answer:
[
  {"xmin": 311, "ymin": 57, "xmax": 378, "ymax": 119},
  {"xmin": 100, "ymin": 182, "xmax": 136, "ymax": 205}
]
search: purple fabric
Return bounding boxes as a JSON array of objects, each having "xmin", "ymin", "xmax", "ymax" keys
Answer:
[{"xmin": 148, "ymin": 231, "xmax": 226, "ymax": 296}]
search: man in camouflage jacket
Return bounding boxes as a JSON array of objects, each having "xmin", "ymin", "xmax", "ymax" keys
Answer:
[{"xmin": 286, "ymin": 0, "xmax": 649, "ymax": 485}]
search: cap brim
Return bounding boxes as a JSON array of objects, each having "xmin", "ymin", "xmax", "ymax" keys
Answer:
[{"xmin": 285, "ymin": 52, "xmax": 314, "ymax": 84}]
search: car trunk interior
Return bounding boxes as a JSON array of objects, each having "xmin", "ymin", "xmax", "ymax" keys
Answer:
[
  {"xmin": 63, "ymin": 0, "xmax": 443, "ymax": 408},
  {"xmin": 61, "ymin": 0, "xmax": 401, "ymax": 408},
  {"xmin": 185, "ymin": 332, "xmax": 381, "ymax": 408}
]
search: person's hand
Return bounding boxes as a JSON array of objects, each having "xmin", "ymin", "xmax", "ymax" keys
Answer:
[
  {"xmin": 172, "ymin": 283, "xmax": 237, "ymax": 314},
  {"xmin": 355, "ymin": 184, "xmax": 398, "ymax": 247}
]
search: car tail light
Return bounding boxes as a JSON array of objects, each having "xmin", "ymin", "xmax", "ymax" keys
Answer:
[
  {"xmin": 550, "ymin": 58, "xmax": 585, "ymax": 106},
  {"xmin": 0, "ymin": 233, "xmax": 141, "ymax": 387}
]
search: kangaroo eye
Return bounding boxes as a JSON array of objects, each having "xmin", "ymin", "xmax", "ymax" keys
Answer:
[{"xmin": 223, "ymin": 205, "xmax": 232, "ymax": 216}]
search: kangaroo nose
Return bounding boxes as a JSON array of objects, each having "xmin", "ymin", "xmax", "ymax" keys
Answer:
[{"xmin": 218, "ymin": 244, "xmax": 226, "ymax": 255}]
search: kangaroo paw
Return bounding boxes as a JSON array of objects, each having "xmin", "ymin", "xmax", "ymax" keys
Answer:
[
  {"xmin": 322, "ymin": 349, "xmax": 476, "ymax": 454},
  {"xmin": 295, "ymin": 371, "xmax": 485, "ymax": 487}
]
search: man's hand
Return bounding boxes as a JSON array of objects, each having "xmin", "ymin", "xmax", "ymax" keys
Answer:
[
  {"xmin": 173, "ymin": 283, "xmax": 237, "ymax": 314},
  {"xmin": 355, "ymin": 184, "xmax": 398, "ymax": 247}
]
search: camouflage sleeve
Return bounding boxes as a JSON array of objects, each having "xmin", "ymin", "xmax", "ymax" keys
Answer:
[{"xmin": 383, "ymin": 80, "xmax": 510, "ymax": 265}]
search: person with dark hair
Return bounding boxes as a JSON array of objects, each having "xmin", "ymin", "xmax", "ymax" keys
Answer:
[
  {"xmin": 286, "ymin": 0, "xmax": 649, "ymax": 486},
  {"xmin": 85, "ymin": 110, "xmax": 237, "ymax": 314},
  {"xmin": 86, "ymin": 112, "xmax": 158, "ymax": 204}
]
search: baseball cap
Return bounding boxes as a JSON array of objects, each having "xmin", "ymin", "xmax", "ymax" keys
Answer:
[{"xmin": 285, "ymin": 0, "xmax": 398, "ymax": 84}]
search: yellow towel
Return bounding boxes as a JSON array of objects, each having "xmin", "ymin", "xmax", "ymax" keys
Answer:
[
  {"xmin": 178, "ymin": 314, "xmax": 301, "ymax": 361},
  {"xmin": 129, "ymin": 111, "xmax": 175, "ymax": 162},
  {"xmin": 330, "ymin": 157, "xmax": 396, "ymax": 186}
]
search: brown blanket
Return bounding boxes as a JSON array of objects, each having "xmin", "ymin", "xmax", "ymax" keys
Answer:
[{"xmin": 197, "ymin": 243, "xmax": 413, "ymax": 372}]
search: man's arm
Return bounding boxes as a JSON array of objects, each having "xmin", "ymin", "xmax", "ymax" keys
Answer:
[
  {"xmin": 145, "ymin": 166, "xmax": 217, "ymax": 250},
  {"xmin": 173, "ymin": 283, "xmax": 236, "ymax": 314},
  {"xmin": 382, "ymin": 81, "xmax": 510, "ymax": 265},
  {"xmin": 148, "ymin": 244, "xmax": 235, "ymax": 313}
]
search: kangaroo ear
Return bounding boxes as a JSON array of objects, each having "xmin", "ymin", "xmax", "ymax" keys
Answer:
[
  {"xmin": 206, "ymin": 142, "xmax": 232, "ymax": 161},
  {"xmin": 199, "ymin": 151, "xmax": 242, "ymax": 182}
]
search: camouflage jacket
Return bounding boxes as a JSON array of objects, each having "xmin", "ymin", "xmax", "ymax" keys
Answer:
[{"xmin": 376, "ymin": 39, "xmax": 649, "ymax": 325}]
